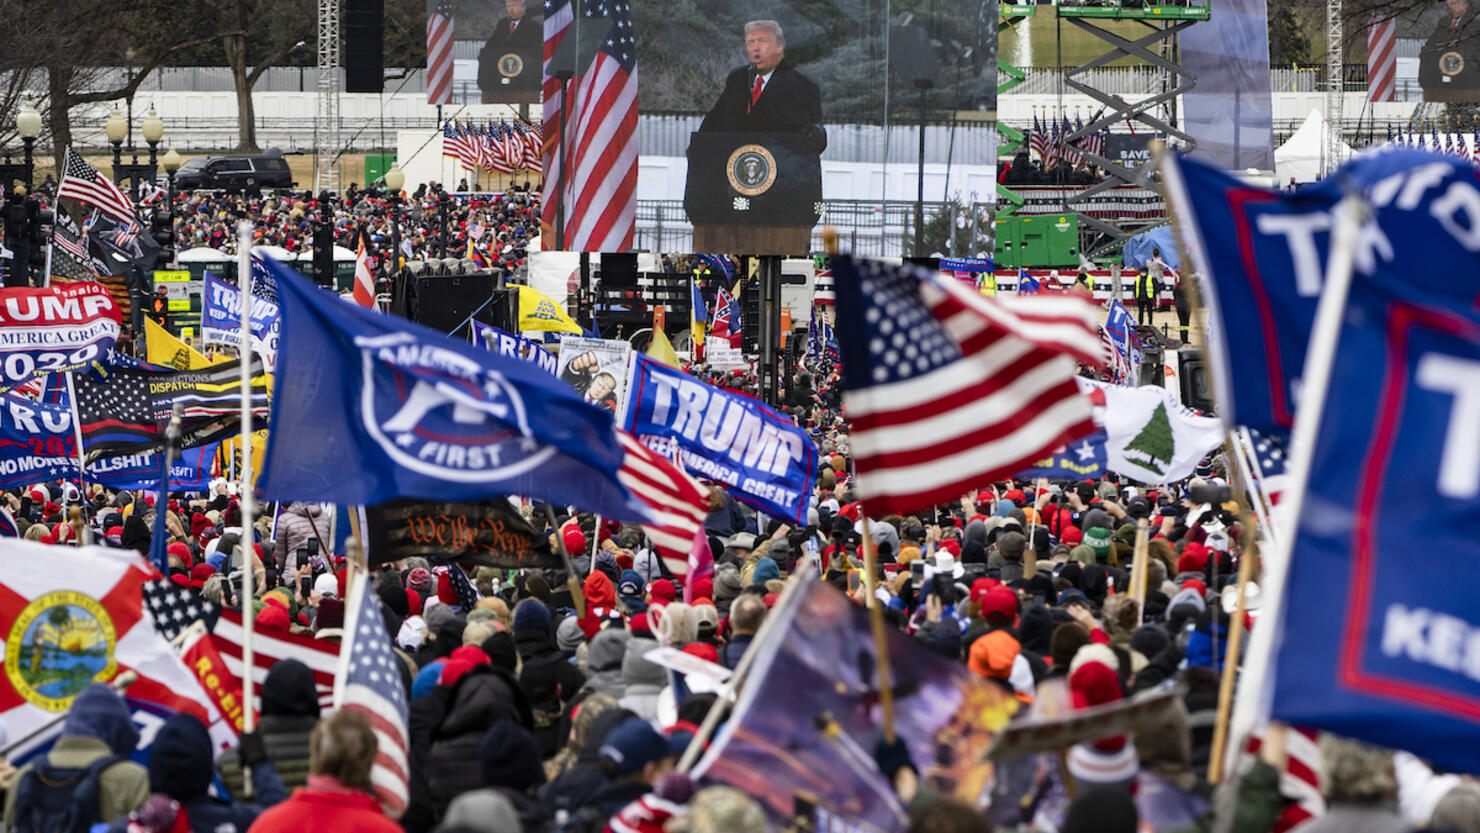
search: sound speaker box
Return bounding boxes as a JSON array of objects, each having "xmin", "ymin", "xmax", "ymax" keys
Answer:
[{"xmin": 345, "ymin": 0, "xmax": 385, "ymax": 93}]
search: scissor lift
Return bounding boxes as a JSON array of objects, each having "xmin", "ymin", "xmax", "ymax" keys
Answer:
[{"xmin": 1058, "ymin": 2, "xmax": 1211, "ymax": 254}]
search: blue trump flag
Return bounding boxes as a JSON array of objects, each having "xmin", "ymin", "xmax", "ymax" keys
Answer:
[
  {"xmin": 625, "ymin": 353, "xmax": 817, "ymax": 524},
  {"xmin": 470, "ymin": 321, "xmax": 558, "ymax": 375},
  {"xmin": 0, "ymin": 391, "xmax": 214, "ymax": 491},
  {"xmin": 1269, "ymin": 273, "xmax": 1480, "ymax": 771},
  {"xmin": 256, "ymin": 256, "xmax": 648, "ymax": 519},
  {"xmin": 1163, "ymin": 148, "xmax": 1480, "ymax": 436}
]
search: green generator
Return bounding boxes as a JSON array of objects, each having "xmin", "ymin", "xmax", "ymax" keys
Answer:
[{"xmin": 994, "ymin": 213, "xmax": 1080, "ymax": 268}]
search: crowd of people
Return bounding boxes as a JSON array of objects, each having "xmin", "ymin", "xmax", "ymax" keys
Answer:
[{"xmin": 0, "ymin": 349, "xmax": 1474, "ymax": 833}]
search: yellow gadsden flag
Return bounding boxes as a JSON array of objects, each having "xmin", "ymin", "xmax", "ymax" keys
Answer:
[
  {"xmin": 517, "ymin": 286, "xmax": 583, "ymax": 334},
  {"xmin": 144, "ymin": 318, "xmax": 215, "ymax": 369}
]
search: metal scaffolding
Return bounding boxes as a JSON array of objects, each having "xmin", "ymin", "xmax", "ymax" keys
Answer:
[
  {"xmin": 1057, "ymin": 3, "xmax": 1210, "ymax": 255},
  {"xmin": 316, "ymin": 0, "xmax": 341, "ymax": 194},
  {"xmin": 1325, "ymin": 0, "xmax": 1343, "ymax": 177}
]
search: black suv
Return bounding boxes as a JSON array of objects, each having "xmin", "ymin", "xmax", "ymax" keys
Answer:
[{"xmin": 167, "ymin": 153, "xmax": 294, "ymax": 190}]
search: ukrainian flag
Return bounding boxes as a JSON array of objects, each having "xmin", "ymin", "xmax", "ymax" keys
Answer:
[{"xmin": 690, "ymin": 277, "xmax": 706, "ymax": 360}]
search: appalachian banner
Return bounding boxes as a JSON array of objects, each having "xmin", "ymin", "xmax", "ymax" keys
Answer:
[{"xmin": 364, "ymin": 498, "xmax": 557, "ymax": 569}]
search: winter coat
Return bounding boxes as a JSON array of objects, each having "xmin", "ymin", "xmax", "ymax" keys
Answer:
[
  {"xmin": 244, "ymin": 775, "xmax": 401, "ymax": 833},
  {"xmin": 577, "ymin": 629, "xmax": 630, "ymax": 701},
  {"xmin": 216, "ymin": 714, "xmax": 316, "ymax": 797},
  {"xmin": 271, "ymin": 502, "xmax": 327, "ymax": 571},
  {"xmin": 425, "ymin": 666, "xmax": 533, "ymax": 819},
  {"xmin": 616, "ymin": 638, "xmax": 665, "ymax": 722},
  {"xmin": 113, "ymin": 713, "xmax": 287, "ymax": 833},
  {"xmin": 719, "ymin": 634, "xmax": 754, "ymax": 670},
  {"xmin": 3, "ymin": 685, "xmax": 149, "ymax": 831},
  {"xmin": 514, "ymin": 629, "xmax": 586, "ymax": 739}
]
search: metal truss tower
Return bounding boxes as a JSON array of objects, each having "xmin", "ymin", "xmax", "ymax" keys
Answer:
[
  {"xmin": 316, "ymin": 0, "xmax": 341, "ymax": 194},
  {"xmin": 1325, "ymin": 0, "xmax": 1344, "ymax": 177}
]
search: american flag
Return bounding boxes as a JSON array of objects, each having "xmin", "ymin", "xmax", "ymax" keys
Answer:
[
  {"xmin": 54, "ymin": 212, "xmax": 92, "ymax": 262},
  {"xmin": 1472, "ymin": 125, "xmax": 1480, "ymax": 164},
  {"xmin": 1029, "ymin": 113, "xmax": 1048, "ymax": 163},
  {"xmin": 1062, "ymin": 116, "xmax": 1081, "ymax": 166},
  {"xmin": 426, "ymin": 0, "xmax": 454, "ymax": 105},
  {"xmin": 1246, "ymin": 726, "xmax": 1324, "ymax": 833},
  {"xmin": 1043, "ymin": 118, "xmax": 1061, "ymax": 169},
  {"xmin": 1367, "ymin": 11, "xmax": 1396, "ymax": 103},
  {"xmin": 1242, "ymin": 426, "xmax": 1289, "ymax": 506},
  {"xmin": 334, "ymin": 572, "xmax": 410, "ymax": 819},
  {"xmin": 353, "ymin": 230, "xmax": 376, "ymax": 308},
  {"xmin": 616, "ymin": 430, "xmax": 710, "ymax": 582},
  {"xmin": 142, "ymin": 579, "xmax": 340, "ymax": 712},
  {"xmin": 441, "ymin": 562, "xmax": 481, "ymax": 610},
  {"xmin": 520, "ymin": 121, "xmax": 543, "ymax": 174},
  {"xmin": 541, "ymin": 0, "xmax": 638, "ymax": 251},
  {"xmin": 442, "ymin": 121, "xmax": 465, "ymax": 161},
  {"xmin": 831, "ymin": 256, "xmax": 1102, "ymax": 515},
  {"xmin": 488, "ymin": 123, "xmax": 514, "ymax": 174},
  {"xmin": 58, "ymin": 149, "xmax": 140, "ymax": 230},
  {"xmin": 813, "ymin": 261, "xmax": 835, "ymax": 306},
  {"xmin": 138, "ymin": 181, "xmax": 166, "ymax": 208},
  {"xmin": 500, "ymin": 122, "xmax": 524, "ymax": 172}
]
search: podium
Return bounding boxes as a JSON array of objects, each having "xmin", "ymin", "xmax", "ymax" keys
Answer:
[{"xmin": 684, "ymin": 131, "xmax": 821, "ymax": 254}]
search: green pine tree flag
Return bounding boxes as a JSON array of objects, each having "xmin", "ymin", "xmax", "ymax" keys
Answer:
[{"xmin": 1124, "ymin": 401, "xmax": 1175, "ymax": 475}]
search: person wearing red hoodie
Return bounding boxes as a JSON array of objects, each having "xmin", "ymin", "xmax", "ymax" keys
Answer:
[
  {"xmin": 245, "ymin": 710, "xmax": 400, "ymax": 833},
  {"xmin": 578, "ymin": 570, "xmax": 620, "ymax": 638}
]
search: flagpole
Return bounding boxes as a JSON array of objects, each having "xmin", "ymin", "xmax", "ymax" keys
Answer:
[
  {"xmin": 64, "ymin": 372, "xmax": 93, "ymax": 546},
  {"xmin": 543, "ymin": 505, "xmax": 586, "ymax": 619},
  {"xmin": 1221, "ymin": 193, "xmax": 1368, "ymax": 779},
  {"xmin": 1130, "ymin": 517, "xmax": 1149, "ymax": 610},
  {"xmin": 860, "ymin": 516, "xmax": 897, "ymax": 743},
  {"xmin": 236, "ymin": 221, "xmax": 257, "ymax": 738}
]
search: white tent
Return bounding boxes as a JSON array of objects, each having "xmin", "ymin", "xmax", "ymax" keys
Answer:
[
  {"xmin": 1276, "ymin": 109, "xmax": 1354, "ymax": 184},
  {"xmin": 254, "ymin": 245, "xmax": 295, "ymax": 261},
  {"xmin": 297, "ymin": 245, "xmax": 358, "ymax": 262},
  {"xmin": 177, "ymin": 247, "xmax": 231, "ymax": 263}
]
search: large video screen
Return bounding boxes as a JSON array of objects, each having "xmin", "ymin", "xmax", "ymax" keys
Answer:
[
  {"xmin": 542, "ymin": 0, "xmax": 998, "ymax": 255},
  {"xmin": 1419, "ymin": 0, "xmax": 1480, "ymax": 101},
  {"xmin": 428, "ymin": 0, "xmax": 543, "ymax": 105}
]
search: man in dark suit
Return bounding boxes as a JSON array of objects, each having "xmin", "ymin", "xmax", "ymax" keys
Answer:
[
  {"xmin": 478, "ymin": 0, "xmax": 542, "ymax": 101},
  {"xmin": 699, "ymin": 20, "xmax": 827, "ymax": 155},
  {"xmin": 1421, "ymin": 0, "xmax": 1480, "ymax": 101}
]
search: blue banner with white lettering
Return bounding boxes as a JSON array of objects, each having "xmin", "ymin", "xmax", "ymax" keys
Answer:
[
  {"xmin": 624, "ymin": 354, "xmax": 817, "ymax": 524},
  {"xmin": 1164, "ymin": 149, "xmax": 1480, "ymax": 437},
  {"xmin": 257, "ymin": 257, "xmax": 648, "ymax": 521},
  {"xmin": 1270, "ymin": 275, "xmax": 1480, "ymax": 772},
  {"xmin": 0, "ymin": 392, "xmax": 214, "ymax": 491},
  {"xmin": 1014, "ymin": 430, "xmax": 1107, "ymax": 481},
  {"xmin": 201, "ymin": 272, "xmax": 281, "ymax": 367},
  {"xmin": 471, "ymin": 321, "xmax": 558, "ymax": 375}
]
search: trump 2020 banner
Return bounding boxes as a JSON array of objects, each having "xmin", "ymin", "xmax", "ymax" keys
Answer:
[
  {"xmin": 0, "ymin": 282, "xmax": 120, "ymax": 391},
  {"xmin": 1269, "ymin": 275, "xmax": 1480, "ymax": 772},
  {"xmin": 201, "ymin": 273, "xmax": 281, "ymax": 368},
  {"xmin": 625, "ymin": 354, "xmax": 816, "ymax": 524},
  {"xmin": 1163, "ymin": 149, "xmax": 1480, "ymax": 437},
  {"xmin": 0, "ymin": 392, "xmax": 214, "ymax": 491}
]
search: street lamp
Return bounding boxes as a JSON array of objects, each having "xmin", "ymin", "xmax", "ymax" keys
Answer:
[
  {"xmin": 105, "ymin": 106, "xmax": 127, "ymax": 173},
  {"xmin": 2, "ymin": 98, "xmax": 42, "ymax": 192},
  {"xmin": 17, "ymin": 99, "xmax": 40, "ymax": 190},
  {"xmin": 141, "ymin": 106, "xmax": 164, "ymax": 167},
  {"xmin": 160, "ymin": 146, "xmax": 183, "ymax": 269},
  {"xmin": 384, "ymin": 163, "xmax": 405, "ymax": 285}
]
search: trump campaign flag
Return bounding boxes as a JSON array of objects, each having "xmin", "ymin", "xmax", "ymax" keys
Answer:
[
  {"xmin": 1162, "ymin": 149, "xmax": 1480, "ymax": 437},
  {"xmin": 471, "ymin": 321, "xmax": 558, "ymax": 374},
  {"xmin": 1265, "ymin": 266, "xmax": 1480, "ymax": 772},
  {"xmin": 0, "ymin": 282, "xmax": 121, "ymax": 392},
  {"xmin": 626, "ymin": 354, "xmax": 817, "ymax": 524},
  {"xmin": 830, "ymin": 256, "xmax": 1101, "ymax": 516},
  {"xmin": 200, "ymin": 272, "xmax": 281, "ymax": 368},
  {"xmin": 257, "ymin": 256, "xmax": 650, "ymax": 521}
]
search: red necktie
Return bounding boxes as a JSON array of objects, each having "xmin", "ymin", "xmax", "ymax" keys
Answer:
[
  {"xmin": 509, "ymin": 21, "xmax": 517, "ymax": 37},
  {"xmin": 750, "ymin": 76, "xmax": 764, "ymax": 110}
]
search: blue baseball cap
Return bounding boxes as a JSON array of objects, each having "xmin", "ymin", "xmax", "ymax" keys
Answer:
[{"xmin": 598, "ymin": 717, "xmax": 688, "ymax": 775}]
